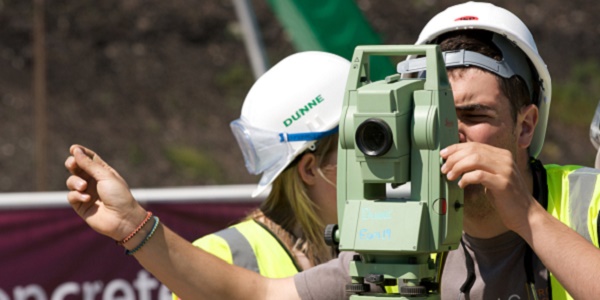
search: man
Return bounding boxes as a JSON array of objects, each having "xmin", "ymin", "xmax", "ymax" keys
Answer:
[{"xmin": 65, "ymin": 2, "xmax": 600, "ymax": 299}]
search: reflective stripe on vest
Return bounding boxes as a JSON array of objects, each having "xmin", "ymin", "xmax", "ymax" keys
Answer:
[
  {"xmin": 568, "ymin": 167, "xmax": 600, "ymax": 245},
  {"xmin": 195, "ymin": 220, "xmax": 300, "ymax": 278},
  {"xmin": 545, "ymin": 165, "xmax": 600, "ymax": 300},
  {"xmin": 174, "ymin": 221, "xmax": 298, "ymax": 300},
  {"xmin": 214, "ymin": 227, "xmax": 260, "ymax": 273}
]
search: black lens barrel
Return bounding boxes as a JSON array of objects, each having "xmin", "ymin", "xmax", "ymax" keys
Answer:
[{"xmin": 355, "ymin": 118, "xmax": 393, "ymax": 157}]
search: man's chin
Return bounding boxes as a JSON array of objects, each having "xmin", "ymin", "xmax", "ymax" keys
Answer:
[{"xmin": 463, "ymin": 185, "xmax": 495, "ymax": 220}]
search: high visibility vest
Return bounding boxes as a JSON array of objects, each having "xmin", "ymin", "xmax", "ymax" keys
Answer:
[
  {"xmin": 172, "ymin": 219, "xmax": 300, "ymax": 300},
  {"xmin": 193, "ymin": 219, "xmax": 300, "ymax": 277},
  {"xmin": 544, "ymin": 164, "xmax": 600, "ymax": 299},
  {"xmin": 398, "ymin": 164, "xmax": 600, "ymax": 298}
]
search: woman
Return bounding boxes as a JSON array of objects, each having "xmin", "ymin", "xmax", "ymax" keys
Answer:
[{"xmin": 179, "ymin": 51, "xmax": 350, "ymax": 292}]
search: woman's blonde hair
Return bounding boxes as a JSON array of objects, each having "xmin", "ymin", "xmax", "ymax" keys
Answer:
[{"xmin": 258, "ymin": 133, "xmax": 338, "ymax": 265}]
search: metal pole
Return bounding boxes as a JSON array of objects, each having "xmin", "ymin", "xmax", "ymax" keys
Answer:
[
  {"xmin": 232, "ymin": 0, "xmax": 269, "ymax": 79},
  {"xmin": 33, "ymin": 0, "xmax": 48, "ymax": 191}
]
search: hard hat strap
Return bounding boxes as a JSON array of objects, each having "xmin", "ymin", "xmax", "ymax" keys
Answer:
[
  {"xmin": 278, "ymin": 126, "xmax": 339, "ymax": 143},
  {"xmin": 398, "ymin": 33, "xmax": 534, "ymax": 100}
]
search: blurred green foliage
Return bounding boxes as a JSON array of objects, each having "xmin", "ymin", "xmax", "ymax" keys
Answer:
[
  {"xmin": 551, "ymin": 60, "xmax": 600, "ymax": 127},
  {"xmin": 128, "ymin": 144, "xmax": 147, "ymax": 166},
  {"xmin": 164, "ymin": 145, "xmax": 224, "ymax": 183},
  {"xmin": 215, "ymin": 64, "xmax": 254, "ymax": 110}
]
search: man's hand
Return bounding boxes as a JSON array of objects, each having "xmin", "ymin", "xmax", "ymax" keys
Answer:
[
  {"xmin": 65, "ymin": 144, "xmax": 147, "ymax": 241},
  {"xmin": 440, "ymin": 142, "xmax": 538, "ymax": 233}
]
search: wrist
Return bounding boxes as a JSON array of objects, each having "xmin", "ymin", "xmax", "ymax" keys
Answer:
[
  {"xmin": 121, "ymin": 214, "xmax": 158, "ymax": 251},
  {"xmin": 512, "ymin": 200, "xmax": 548, "ymax": 243},
  {"xmin": 116, "ymin": 211, "xmax": 153, "ymax": 245},
  {"xmin": 114, "ymin": 207, "xmax": 150, "ymax": 242},
  {"xmin": 124, "ymin": 215, "xmax": 160, "ymax": 255}
]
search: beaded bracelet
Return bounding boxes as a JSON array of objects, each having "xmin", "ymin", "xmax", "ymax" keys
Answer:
[
  {"xmin": 126, "ymin": 216, "xmax": 160, "ymax": 256},
  {"xmin": 117, "ymin": 211, "xmax": 153, "ymax": 245}
]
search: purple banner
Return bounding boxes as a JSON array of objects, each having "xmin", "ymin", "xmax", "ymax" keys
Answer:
[{"xmin": 0, "ymin": 201, "xmax": 259, "ymax": 300}]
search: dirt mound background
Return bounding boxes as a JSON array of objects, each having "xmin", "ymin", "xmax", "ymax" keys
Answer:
[{"xmin": 1, "ymin": 0, "xmax": 599, "ymax": 192}]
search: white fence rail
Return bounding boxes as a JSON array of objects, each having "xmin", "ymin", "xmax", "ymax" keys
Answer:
[
  {"xmin": 0, "ymin": 184, "xmax": 263, "ymax": 209},
  {"xmin": 0, "ymin": 183, "xmax": 412, "ymax": 210}
]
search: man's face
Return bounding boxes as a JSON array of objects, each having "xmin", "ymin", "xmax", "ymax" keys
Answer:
[{"xmin": 449, "ymin": 67, "xmax": 519, "ymax": 218}]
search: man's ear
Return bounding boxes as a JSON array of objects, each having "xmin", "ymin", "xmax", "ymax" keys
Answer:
[
  {"xmin": 297, "ymin": 153, "xmax": 317, "ymax": 186},
  {"xmin": 518, "ymin": 104, "xmax": 539, "ymax": 149}
]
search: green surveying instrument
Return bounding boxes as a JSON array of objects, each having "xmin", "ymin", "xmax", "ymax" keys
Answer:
[{"xmin": 324, "ymin": 45, "xmax": 464, "ymax": 299}]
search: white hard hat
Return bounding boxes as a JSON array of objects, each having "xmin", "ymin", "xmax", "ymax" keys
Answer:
[
  {"xmin": 231, "ymin": 51, "xmax": 350, "ymax": 197},
  {"xmin": 411, "ymin": 1, "xmax": 552, "ymax": 158}
]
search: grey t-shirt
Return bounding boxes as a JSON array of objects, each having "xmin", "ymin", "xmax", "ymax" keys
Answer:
[
  {"xmin": 442, "ymin": 231, "xmax": 549, "ymax": 300},
  {"xmin": 294, "ymin": 231, "xmax": 549, "ymax": 300}
]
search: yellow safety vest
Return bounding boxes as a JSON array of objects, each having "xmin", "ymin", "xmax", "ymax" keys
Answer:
[
  {"xmin": 394, "ymin": 164, "xmax": 600, "ymax": 299},
  {"xmin": 172, "ymin": 219, "xmax": 300, "ymax": 300},
  {"xmin": 194, "ymin": 219, "xmax": 300, "ymax": 277},
  {"xmin": 545, "ymin": 164, "xmax": 600, "ymax": 300}
]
